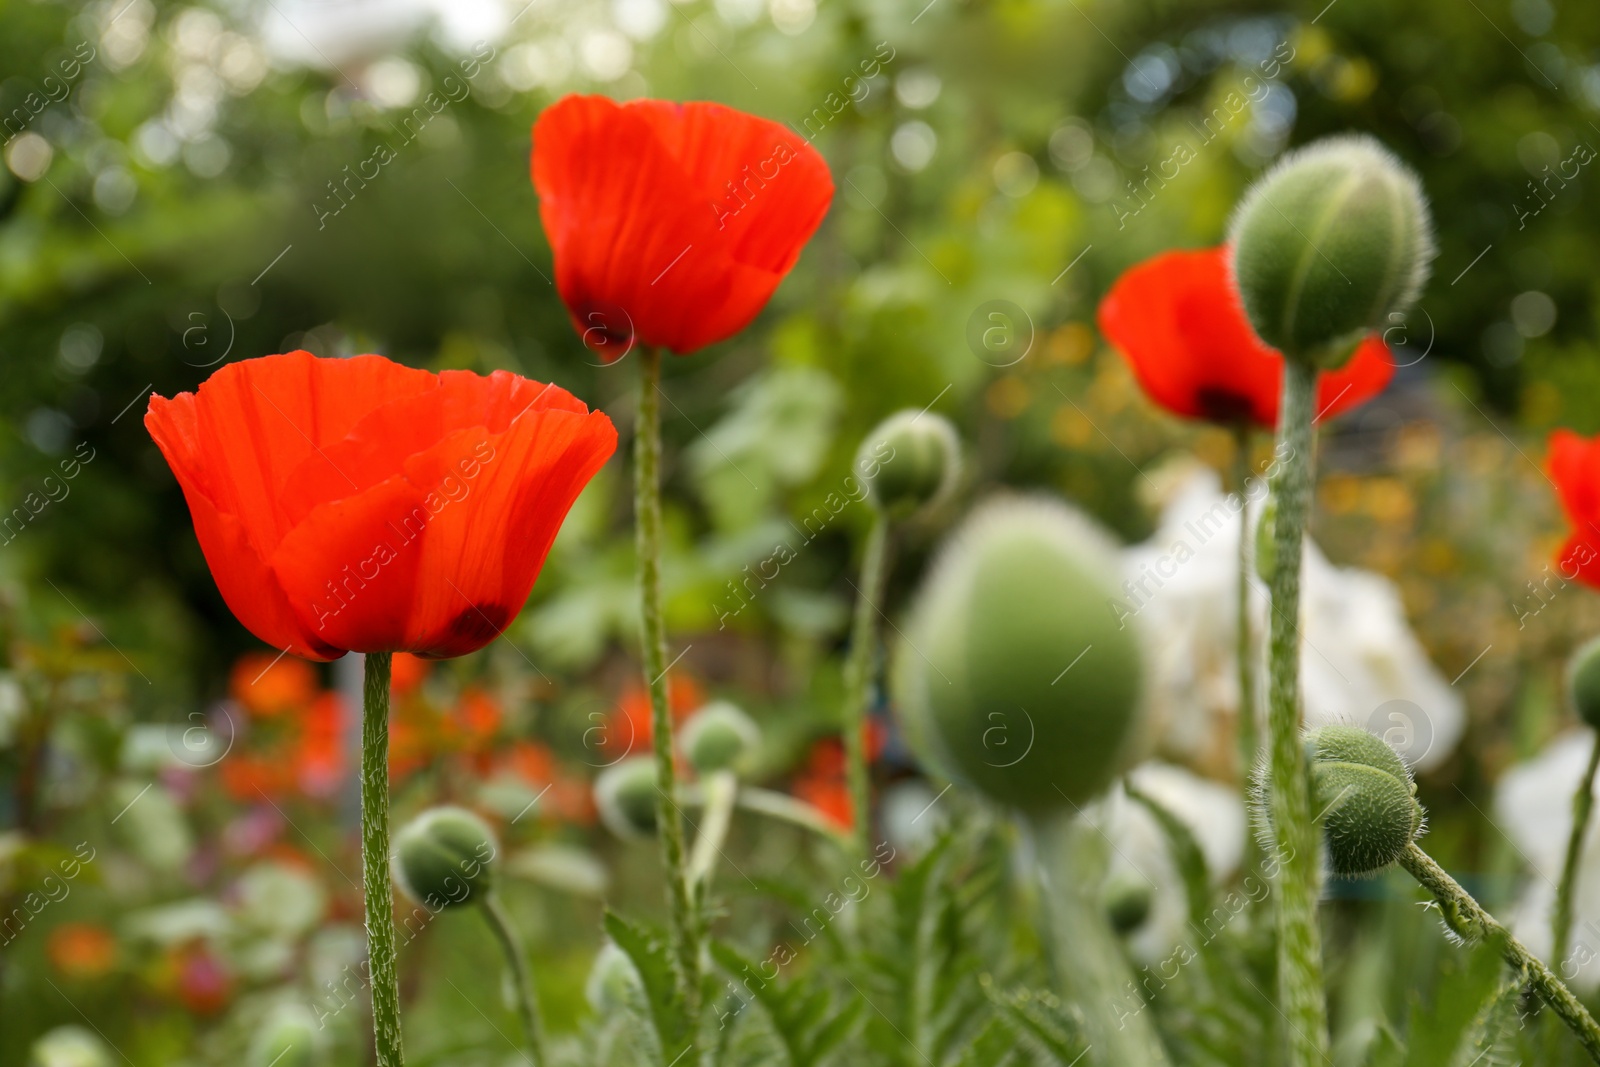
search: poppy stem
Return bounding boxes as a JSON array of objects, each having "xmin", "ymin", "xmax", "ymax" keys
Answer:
[
  {"xmin": 1554, "ymin": 731, "xmax": 1600, "ymax": 974},
  {"xmin": 1028, "ymin": 812, "xmax": 1172, "ymax": 1065},
  {"xmin": 360, "ymin": 650, "xmax": 405, "ymax": 1067},
  {"xmin": 1399, "ymin": 841, "xmax": 1600, "ymax": 1062},
  {"xmin": 1262, "ymin": 358, "xmax": 1329, "ymax": 1065},
  {"xmin": 634, "ymin": 346, "xmax": 703, "ymax": 1024},
  {"xmin": 482, "ymin": 891, "xmax": 549, "ymax": 1067},
  {"xmin": 841, "ymin": 510, "xmax": 890, "ymax": 858},
  {"xmin": 1233, "ymin": 425, "xmax": 1257, "ymax": 785}
]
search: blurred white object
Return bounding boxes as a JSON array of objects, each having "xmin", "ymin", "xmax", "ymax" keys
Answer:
[
  {"xmin": 1122, "ymin": 466, "xmax": 1463, "ymax": 775},
  {"xmin": 1496, "ymin": 730, "xmax": 1600, "ymax": 988},
  {"xmin": 1100, "ymin": 762, "xmax": 1247, "ymax": 962},
  {"xmin": 255, "ymin": 0, "xmax": 506, "ymax": 69}
]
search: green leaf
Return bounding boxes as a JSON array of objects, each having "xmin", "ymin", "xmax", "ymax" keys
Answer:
[
  {"xmin": 709, "ymin": 941, "xmax": 861, "ymax": 1067},
  {"xmin": 604, "ymin": 910, "xmax": 693, "ymax": 1064},
  {"xmin": 1125, "ymin": 778, "xmax": 1211, "ymax": 925}
]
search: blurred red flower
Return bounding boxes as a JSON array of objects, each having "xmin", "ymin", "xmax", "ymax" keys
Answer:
[
  {"xmin": 229, "ymin": 652, "xmax": 317, "ymax": 716},
  {"xmin": 391, "ymin": 652, "xmax": 431, "ymax": 695},
  {"xmin": 1548, "ymin": 429, "xmax": 1600, "ymax": 586},
  {"xmin": 604, "ymin": 674, "xmax": 705, "ymax": 758},
  {"xmin": 1097, "ymin": 247, "xmax": 1395, "ymax": 428},
  {"xmin": 146, "ymin": 352, "xmax": 616, "ymax": 661},
  {"xmin": 499, "ymin": 740, "xmax": 597, "ymax": 824},
  {"xmin": 794, "ymin": 776, "xmax": 853, "ymax": 831},
  {"xmin": 169, "ymin": 943, "xmax": 233, "ymax": 1016},
  {"xmin": 531, "ymin": 95, "xmax": 834, "ymax": 358},
  {"xmin": 47, "ymin": 923, "xmax": 117, "ymax": 980}
]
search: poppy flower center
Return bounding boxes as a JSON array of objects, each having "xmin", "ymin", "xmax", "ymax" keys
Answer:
[{"xmin": 1195, "ymin": 387, "xmax": 1257, "ymax": 424}]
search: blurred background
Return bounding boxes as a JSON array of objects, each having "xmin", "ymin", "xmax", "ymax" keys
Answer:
[{"xmin": 4, "ymin": 0, "xmax": 1600, "ymax": 1063}]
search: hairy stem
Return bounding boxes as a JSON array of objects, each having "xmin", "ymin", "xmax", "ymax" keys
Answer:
[
  {"xmin": 1400, "ymin": 842, "xmax": 1600, "ymax": 1063},
  {"xmin": 482, "ymin": 892, "xmax": 549, "ymax": 1067},
  {"xmin": 1264, "ymin": 359, "xmax": 1329, "ymax": 1065},
  {"xmin": 361, "ymin": 651, "xmax": 404, "ymax": 1067},
  {"xmin": 1555, "ymin": 732, "xmax": 1600, "ymax": 973},
  {"xmin": 1031, "ymin": 814, "xmax": 1172, "ymax": 1066},
  {"xmin": 635, "ymin": 346, "xmax": 702, "ymax": 1024},
  {"xmin": 842, "ymin": 510, "xmax": 890, "ymax": 858},
  {"xmin": 1234, "ymin": 424, "xmax": 1258, "ymax": 785}
]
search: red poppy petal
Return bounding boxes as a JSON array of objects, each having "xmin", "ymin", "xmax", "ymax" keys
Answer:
[
  {"xmin": 147, "ymin": 394, "xmax": 343, "ymax": 661},
  {"xmin": 1313, "ymin": 337, "xmax": 1395, "ymax": 423},
  {"xmin": 400, "ymin": 407, "xmax": 617, "ymax": 657},
  {"xmin": 1099, "ymin": 247, "xmax": 1282, "ymax": 427},
  {"xmin": 533, "ymin": 95, "xmax": 832, "ymax": 355},
  {"xmin": 268, "ymin": 408, "xmax": 616, "ymax": 656},
  {"xmin": 156, "ymin": 353, "xmax": 436, "ymax": 557},
  {"xmin": 1550, "ymin": 429, "xmax": 1600, "ymax": 525},
  {"xmin": 276, "ymin": 370, "xmax": 581, "ymax": 527}
]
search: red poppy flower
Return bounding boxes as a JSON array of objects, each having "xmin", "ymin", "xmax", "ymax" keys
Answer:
[
  {"xmin": 1097, "ymin": 246, "xmax": 1395, "ymax": 428},
  {"xmin": 794, "ymin": 775, "xmax": 853, "ymax": 830},
  {"xmin": 1547, "ymin": 430, "xmax": 1600, "ymax": 587},
  {"xmin": 532, "ymin": 95, "xmax": 834, "ymax": 358},
  {"xmin": 146, "ymin": 352, "xmax": 616, "ymax": 661},
  {"xmin": 603, "ymin": 673, "xmax": 705, "ymax": 758}
]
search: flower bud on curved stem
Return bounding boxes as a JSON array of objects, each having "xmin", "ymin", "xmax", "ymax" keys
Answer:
[{"xmin": 1303, "ymin": 725, "xmax": 1422, "ymax": 878}]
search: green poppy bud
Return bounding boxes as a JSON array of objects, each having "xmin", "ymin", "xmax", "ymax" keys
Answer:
[
  {"xmin": 1568, "ymin": 636, "xmax": 1600, "ymax": 731},
  {"xmin": 680, "ymin": 700, "xmax": 761, "ymax": 774},
  {"xmin": 392, "ymin": 806, "xmax": 498, "ymax": 910},
  {"xmin": 856, "ymin": 410, "xmax": 962, "ymax": 517},
  {"xmin": 594, "ymin": 756, "xmax": 659, "ymax": 839},
  {"xmin": 1102, "ymin": 871, "xmax": 1153, "ymax": 935},
  {"xmin": 1229, "ymin": 135, "xmax": 1435, "ymax": 367},
  {"xmin": 891, "ymin": 496, "xmax": 1148, "ymax": 813},
  {"xmin": 1303, "ymin": 725, "xmax": 1423, "ymax": 877},
  {"xmin": 248, "ymin": 1005, "xmax": 322, "ymax": 1067}
]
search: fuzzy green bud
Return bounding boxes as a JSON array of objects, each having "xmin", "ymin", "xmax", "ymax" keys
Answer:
[
  {"xmin": 856, "ymin": 410, "xmax": 962, "ymax": 517},
  {"xmin": 1229, "ymin": 135, "xmax": 1435, "ymax": 367},
  {"xmin": 392, "ymin": 806, "xmax": 498, "ymax": 910},
  {"xmin": 680, "ymin": 700, "xmax": 762, "ymax": 775},
  {"xmin": 248, "ymin": 1005, "xmax": 322, "ymax": 1067},
  {"xmin": 594, "ymin": 757, "xmax": 659, "ymax": 839},
  {"xmin": 1569, "ymin": 636, "xmax": 1600, "ymax": 731},
  {"xmin": 891, "ymin": 496, "xmax": 1148, "ymax": 813},
  {"xmin": 1304, "ymin": 725, "xmax": 1423, "ymax": 877},
  {"xmin": 1102, "ymin": 872, "xmax": 1153, "ymax": 935}
]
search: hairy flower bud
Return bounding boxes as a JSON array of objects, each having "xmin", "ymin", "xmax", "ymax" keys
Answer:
[
  {"xmin": 856, "ymin": 410, "xmax": 961, "ymax": 517},
  {"xmin": 1229, "ymin": 135, "xmax": 1435, "ymax": 367},
  {"xmin": 891, "ymin": 496, "xmax": 1148, "ymax": 812},
  {"xmin": 1304, "ymin": 725, "xmax": 1423, "ymax": 877},
  {"xmin": 1569, "ymin": 636, "xmax": 1600, "ymax": 732},
  {"xmin": 594, "ymin": 756, "xmax": 660, "ymax": 839},
  {"xmin": 392, "ymin": 806, "xmax": 498, "ymax": 910},
  {"xmin": 680, "ymin": 700, "xmax": 762, "ymax": 775}
]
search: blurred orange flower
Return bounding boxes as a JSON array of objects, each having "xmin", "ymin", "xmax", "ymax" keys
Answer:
[
  {"xmin": 47, "ymin": 923, "xmax": 117, "ymax": 980},
  {"xmin": 499, "ymin": 740, "xmax": 596, "ymax": 825},
  {"xmin": 794, "ymin": 776, "xmax": 853, "ymax": 830},
  {"xmin": 229, "ymin": 653, "xmax": 317, "ymax": 717},
  {"xmin": 391, "ymin": 652, "xmax": 431, "ymax": 696},
  {"xmin": 605, "ymin": 674, "xmax": 705, "ymax": 758}
]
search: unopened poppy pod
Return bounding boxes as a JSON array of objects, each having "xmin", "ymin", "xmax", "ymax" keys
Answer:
[
  {"xmin": 145, "ymin": 352, "xmax": 617, "ymax": 661},
  {"xmin": 891, "ymin": 496, "xmax": 1148, "ymax": 813}
]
